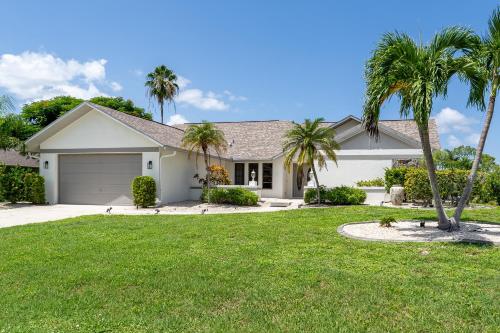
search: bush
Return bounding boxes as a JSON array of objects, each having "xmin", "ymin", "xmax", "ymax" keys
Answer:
[
  {"xmin": 384, "ymin": 167, "xmax": 408, "ymax": 192},
  {"xmin": 195, "ymin": 165, "xmax": 231, "ymax": 186},
  {"xmin": 132, "ymin": 176, "xmax": 156, "ymax": 208},
  {"xmin": 356, "ymin": 177, "xmax": 385, "ymax": 187},
  {"xmin": 0, "ymin": 164, "xmax": 5, "ymax": 201},
  {"xmin": 24, "ymin": 173, "xmax": 45, "ymax": 204},
  {"xmin": 304, "ymin": 186, "xmax": 366, "ymax": 205},
  {"xmin": 379, "ymin": 216, "xmax": 396, "ymax": 227},
  {"xmin": 404, "ymin": 168, "xmax": 433, "ymax": 204},
  {"xmin": 201, "ymin": 187, "xmax": 258, "ymax": 206},
  {"xmin": 0, "ymin": 166, "xmax": 30, "ymax": 203},
  {"xmin": 482, "ymin": 167, "xmax": 500, "ymax": 205}
]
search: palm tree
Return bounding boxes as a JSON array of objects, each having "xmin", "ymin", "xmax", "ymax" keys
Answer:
[
  {"xmin": 181, "ymin": 121, "xmax": 228, "ymax": 202},
  {"xmin": 363, "ymin": 27, "xmax": 483, "ymax": 230},
  {"xmin": 145, "ymin": 65, "xmax": 179, "ymax": 123},
  {"xmin": 454, "ymin": 7, "xmax": 499, "ymax": 222},
  {"xmin": 283, "ymin": 118, "xmax": 340, "ymax": 205}
]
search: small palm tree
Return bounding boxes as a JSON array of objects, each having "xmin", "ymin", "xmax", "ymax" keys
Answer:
[
  {"xmin": 283, "ymin": 118, "xmax": 339, "ymax": 205},
  {"xmin": 454, "ymin": 7, "xmax": 499, "ymax": 222},
  {"xmin": 363, "ymin": 27, "xmax": 483, "ymax": 230},
  {"xmin": 145, "ymin": 65, "xmax": 179, "ymax": 123},
  {"xmin": 181, "ymin": 121, "xmax": 228, "ymax": 202}
]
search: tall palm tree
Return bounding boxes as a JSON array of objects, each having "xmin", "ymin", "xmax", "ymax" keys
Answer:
[
  {"xmin": 181, "ymin": 121, "xmax": 228, "ymax": 202},
  {"xmin": 454, "ymin": 7, "xmax": 500, "ymax": 222},
  {"xmin": 145, "ymin": 65, "xmax": 179, "ymax": 123},
  {"xmin": 363, "ymin": 27, "xmax": 483, "ymax": 230},
  {"xmin": 283, "ymin": 118, "xmax": 340, "ymax": 205}
]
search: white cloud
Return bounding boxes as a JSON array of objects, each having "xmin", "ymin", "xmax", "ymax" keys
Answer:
[
  {"xmin": 465, "ymin": 133, "xmax": 480, "ymax": 145},
  {"xmin": 132, "ymin": 69, "xmax": 143, "ymax": 77},
  {"xmin": 176, "ymin": 75, "xmax": 191, "ymax": 89},
  {"xmin": 177, "ymin": 88, "xmax": 229, "ymax": 111},
  {"xmin": 447, "ymin": 135, "xmax": 463, "ymax": 147},
  {"xmin": 166, "ymin": 114, "xmax": 189, "ymax": 126},
  {"xmin": 0, "ymin": 51, "xmax": 119, "ymax": 101},
  {"xmin": 434, "ymin": 107, "xmax": 477, "ymax": 134},
  {"xmin": 223, "ymin": 90, "xmax": 247, "ymax": 101},
  {"xmin": 109, "ymin": 81, "xmax": 122, "ymax": 92}
]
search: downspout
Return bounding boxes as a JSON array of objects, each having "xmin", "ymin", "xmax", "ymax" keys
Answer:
[{"xmin": 159, "ymin": 148, "xmax": 177, "ymax": 204}]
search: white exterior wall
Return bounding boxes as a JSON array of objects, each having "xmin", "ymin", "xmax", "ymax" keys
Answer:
[
  {"xmin": 160, "ymin": 149, "xmax": 195, "ymax": 203},
  {"xmin": 40, "ymin": 109, "xmax": 158, "ymax": 149},
  {"xmin": 142, "ymin": 151, "xmax": 161, "ymax": 200},
  {"xmin": 39, "ymin": 153, "xmax": 58, "ymax": 204}
]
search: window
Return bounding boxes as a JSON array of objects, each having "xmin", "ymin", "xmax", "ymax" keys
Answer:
[
  {"xmin": 234, "ymin": 163, "xmax": 244, "ymax": 185},
  {"xmin": 248, "ymin": 163, "xmax": 259, "ymax": 184},
  {"xmin": 262, "ymin": 163, "xmax": 273, "ymax": 189}
]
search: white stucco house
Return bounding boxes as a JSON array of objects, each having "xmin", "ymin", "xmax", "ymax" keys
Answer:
[{"xmin": 25, "ymin": 102, "xmax": 440, "ymax": 205}]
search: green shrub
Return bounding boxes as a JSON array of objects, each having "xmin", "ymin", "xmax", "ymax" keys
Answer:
[
  {"xmin": 482, "ymin": 167, "xmax": 500, "ymax": 205},
  {"xmin": 304, "ymin": 186, "xmax": 366, "ymax": 205},
  {"xmin": 356, "ymin": 177, "xmax": 385, "ymax": 187},
  {"xmin": 24, "ymin": 173, "xmax": 45, "ymax": 204},
  {"xmin": 0, "ymin": 166, "xmax": 29, "ymax": 203},
  {"xmin": 202, "ymin": 187, "xmax": 258, "ymax": 206},
  {"xmin": 303, "ymin": 185, "xmax": 328, "ymax": 204},
  {"xmin": 404, "ymin": 168, "xmax": 433, "ymax": 204},
  {"xmin": 379, "ymin": 216, "xmax": 396, "ymax": 227},
  {"xmin": 0, "ymin": 164, "xmax": 5, "ymax": 201},
  {"xmin": 384, "ymin": 167, "xmax": 408, "ymax": 192},
  {"xmin": 132, "ymin": 176, "xmax": 156, "ymax": 208}
]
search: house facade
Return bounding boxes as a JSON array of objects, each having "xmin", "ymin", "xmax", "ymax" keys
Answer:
[{"xmin": 25, "ymin": 102, "xmax": 440, "ymax": 205}]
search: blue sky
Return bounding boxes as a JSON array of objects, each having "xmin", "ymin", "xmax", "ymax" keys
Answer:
[{"xmin": 1, "ymin": 1, "xmax": 499, "ymax": 158}]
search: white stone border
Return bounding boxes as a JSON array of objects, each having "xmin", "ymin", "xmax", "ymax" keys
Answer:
[{"xmin": 337, "ymin": 220, "xmax": 500, "ymax": 246}]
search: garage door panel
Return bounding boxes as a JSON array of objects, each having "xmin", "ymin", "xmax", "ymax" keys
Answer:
[{"xmin": 59, "ymin": 154, "xmax": 142, "ymax": 205}]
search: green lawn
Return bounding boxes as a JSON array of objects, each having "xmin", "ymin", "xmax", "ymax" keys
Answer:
[{"xmin": 0, "ymin": 207, "xmax": 499, "ymax": 332}]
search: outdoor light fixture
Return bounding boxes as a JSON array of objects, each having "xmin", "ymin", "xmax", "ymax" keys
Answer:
[
  {"xmin": 147, "ymin": 161, "xmax": 153, "ymax": 169},
  {"xmin": 44, "ymin": 161, "xmax": 49, "ymax": 169},
  {"xmin": 251, "ymin": 169, "xmax": 256, "ymax": 181}
]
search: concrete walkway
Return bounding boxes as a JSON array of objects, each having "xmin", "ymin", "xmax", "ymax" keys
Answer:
[{"xmin": 0, "ymin": 198, "xmax": 303, "ymax": 228}]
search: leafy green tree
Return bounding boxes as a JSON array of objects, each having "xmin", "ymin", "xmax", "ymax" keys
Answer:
[
  {"xmin": 145, "ymin": 65, "xmax": 179, "ymax": 123},
  {"xmin": 89, "ymin": 96, "xmax": 152, "ymax": 120},
  {"xmin": 455, "ymin": 7, "xmax": 500, "ymax": 221},
  {"xmin": 181, "ymin": 121, "xmax": 228, "ymax": 203},
  {"xmin": 283, "ymin": 118, "xmax": 340, "ymax": 205},
  {"xmin": 0, "ymin": 95, "xmax": 37, "ymax": 150},
  {"xmin": 363, "ymin": 27, "xmax": 483, "ymax": 230},
  {"xmin": 21, "ymin": 96, "xmax": 151, "ymax": 130},
  {"xmin": 21, "ymin": 96, "xmax": 83, "ymax": 130},
  {"xmin": 433, "ymin": 146, "xmax": 496, "ymax": 172}
]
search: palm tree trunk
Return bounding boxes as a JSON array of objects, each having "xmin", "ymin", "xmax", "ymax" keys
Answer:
[
  {"xmin": 454, "ymin": 87, "xmax": 497, "ymax": 222},
  {"xmin": 203, "ymin": 148, "xmax": 211, "ymax": 203},
  {"xmin": 160, "ymin": 102, "xmax": 164, "ymax": 124},
  {"xmin": 311, "ymin": 162, "xmax": 321, "ymax": 205},
  {"xmin": 417, "ymin": 123, "xmax": 451, "ymax": 230}
]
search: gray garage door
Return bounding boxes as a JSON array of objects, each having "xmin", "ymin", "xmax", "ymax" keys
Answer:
[{"xmin": 59, "ymin": 154, "xmax": 142, "ymax": 205}]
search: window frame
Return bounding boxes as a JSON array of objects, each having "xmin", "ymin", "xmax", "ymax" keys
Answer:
[
  {"xmin": 262, "ymin": 163, "xmax": 273, "ymax": 189},
  {"xmin": 234, "ymin": 163, "xmax": 245, "ymax": 185}
]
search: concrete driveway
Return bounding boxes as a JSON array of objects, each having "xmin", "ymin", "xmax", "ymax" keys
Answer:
[{"xmin": 0, "ymin": 199, "xmax": 303, "ymax": 229}]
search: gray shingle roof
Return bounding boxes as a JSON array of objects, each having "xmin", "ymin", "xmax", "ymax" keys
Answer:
[
  {"xmin": 0, "ymin": 150, "xmax": 39, "ymax": 167},
  {"xmin": 90, "ymin": 102, "xmax": 441, "ymax": 159}
]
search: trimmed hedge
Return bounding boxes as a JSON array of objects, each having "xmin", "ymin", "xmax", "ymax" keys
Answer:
[
  {"xmin": 132, "ymin": 176, "xmax": 156, "ymax": 208},
  {"xmin": 384, "ymin": 167, "xmax": 408, "ymax": 192},
  {"xmin": 24, "ymin": 173, "xmax": 45, "ymax": 204},
  {"xmin": 201, "ymin": 187, "xmax": 258, "ymax": 206},
  {"xmin": 0, "ymin": 166, "xmax": 30, "ymax": 203},
  {"xmin": 304, "ymin": 186, "xmax": 367, "ymax": 205},
  {"xmin": 356, "ymin": 177, "xmax": 385, "ymax": 187}
]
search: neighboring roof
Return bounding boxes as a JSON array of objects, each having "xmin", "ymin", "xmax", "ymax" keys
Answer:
[
  {"xmin": 174, "ymin": 120, "xmax": 295, "ymax": 160},
  {"xmin": 25, "ymin": 101, "xmax": 440, "ymax": 158},
  {"xmin": 0, "ymin": 150, "xmax": 38, "ymax": 168}
]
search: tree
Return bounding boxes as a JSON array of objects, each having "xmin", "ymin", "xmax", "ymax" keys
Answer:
[
  {"xmin": 21, "ymin": 96, "xmax": 151, "ymax": 130},
  {"xmin": 454, "ymin": 7, "xmax": 500, "ymax": 222},
  {"xmin": 145, "ymin": 65, "xmax": 179, "ymax": 123},
  {"xmin": 0, "ymin": 95, "xmax": 37, "ymax": 150},
  {"xmin": 181, "ymin": 121, "xmax": 228, "ymax": 203},
  {"xmin": 21, "ymin": 96, "xmax": 83, "ymax": 130},
  {"xmin": 363, "ymin": 27, "xmax": 483, "ymax": 230},
  {"xmin": 283, "ymin": 118, "xmax": 340, "ymax": 205},
  {"xmin": 433, "ymin": 146, "xmax": 496, "ymax": 172},
  {"xmin": 89, "ymin": 97, "xmax": 152, "ymax": 120}
]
